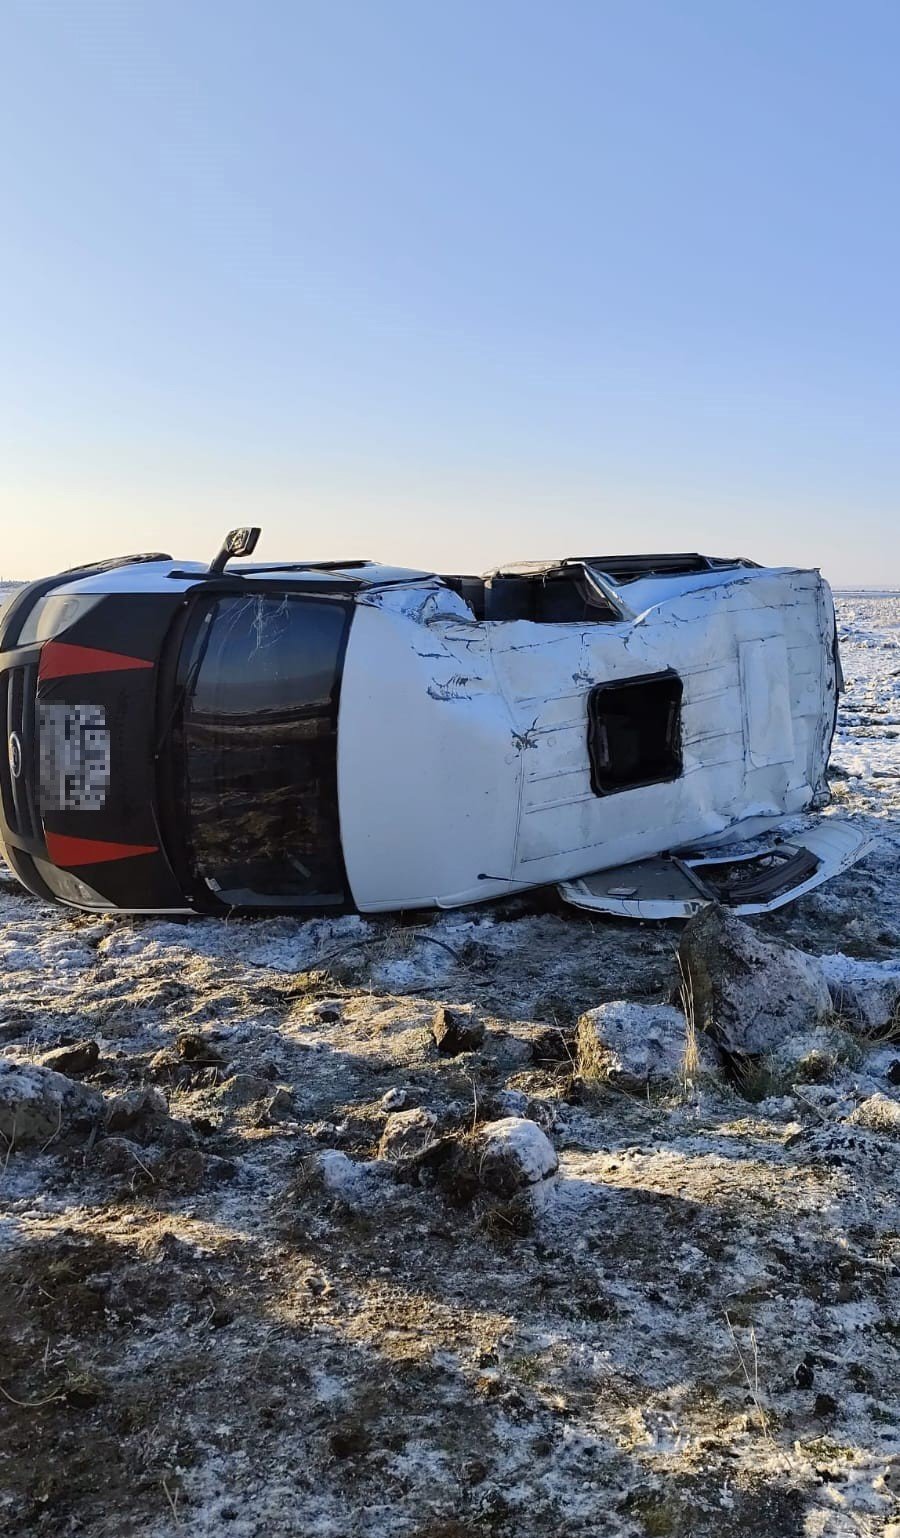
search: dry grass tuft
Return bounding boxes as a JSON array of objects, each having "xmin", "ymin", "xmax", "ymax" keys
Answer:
[{"xmin": 677, "ymin": 953, "xmax": 701, "ymax": 1100}]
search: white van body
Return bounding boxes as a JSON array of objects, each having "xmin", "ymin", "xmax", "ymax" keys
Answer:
[
  {"xmin": 3, "ymin": 544, "xmax": 866, "ymax": 917},
  {"xmin": 336, "ymin": 563, "xmax": 841, "ymax": 910}
]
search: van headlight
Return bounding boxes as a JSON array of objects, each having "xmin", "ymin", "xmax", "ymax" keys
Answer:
[{"xmin": 16, "ymin": 596, "xmax": 102, "ymax": 647}]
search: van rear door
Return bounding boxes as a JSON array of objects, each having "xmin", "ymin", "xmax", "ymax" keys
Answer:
[{"xmin": 557, "ymin": 820, "xmax": 873, "ymax": 919}]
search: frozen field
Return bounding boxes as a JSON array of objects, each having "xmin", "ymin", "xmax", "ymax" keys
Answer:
[
  {"xmin": 833, "ymin": 593, "xmax": 900, "ymax": 803},
  {"xmin": 1, "ymin": 590, "xmax": 899, "ymax": 1538}
]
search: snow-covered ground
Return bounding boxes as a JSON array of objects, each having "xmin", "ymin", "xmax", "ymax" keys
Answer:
[
  {"xmin": 833, "ymin": 592, "xmax": 900, "ymax": 795},
  {"xmin": 1, "ymin": 590, "xmax": 899, "ymax": 1538}
]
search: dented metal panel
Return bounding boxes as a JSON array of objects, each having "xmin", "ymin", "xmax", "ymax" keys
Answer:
[
  {"xmin": 337, "ymin": 563, "xmax": 848, "ymax": 911},
  {"xmin": 739, "ymin": 635, "xmax": 795, "ymax": 768}
]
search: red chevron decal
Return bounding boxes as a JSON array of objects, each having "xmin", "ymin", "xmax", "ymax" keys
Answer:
[
  {"xmin": 45, "ymin": 832, "xmax": 158, "ymax": 867},
  {"xmin": 39, "ymin": 642, "xmax": 154, "ymax": 681}
]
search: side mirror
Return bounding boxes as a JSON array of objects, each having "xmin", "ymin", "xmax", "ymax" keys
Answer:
[{"xmin": 209, "ymin": 526, "xmax": 261, "ymax": 575}]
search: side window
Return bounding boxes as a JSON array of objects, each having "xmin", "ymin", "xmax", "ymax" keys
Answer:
[
  {"xmin": 587, "ymin": 670, "xmax": 683, "ymax": 795},
  {"xmin": 180, "ymin": 594, "xmax": 351, "ymax": 907},
  {"xmin": 189, "ymin": 596, "xmax": 346, "ymax": 717}
]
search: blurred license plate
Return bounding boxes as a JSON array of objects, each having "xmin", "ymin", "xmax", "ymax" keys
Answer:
[{"xmin": 39, "ymin": 704, "xmax": 111, "ymax": 812}]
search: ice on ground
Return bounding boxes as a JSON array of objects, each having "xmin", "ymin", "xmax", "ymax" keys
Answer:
[
  {"xmin": 833, "ymin": 593, "xmax": 900, "ymax": 795},
  {"xmin": 308, "ymin": 1148, "xmax": 391, "ymax": 1205}
]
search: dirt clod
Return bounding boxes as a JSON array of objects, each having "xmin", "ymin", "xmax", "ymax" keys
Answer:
[
  {"xmin": 379, "ymin": 1106, "xmax": 438, "ymax": 1159},
  {"xmin": 0, "ymin": 1057, "xmax": 102, "ymax": 1145},
  {"xmin": 529, "ymin": 1024, "xmax": 574, "ymax": 1063},
  {"xmin": 37, "ymin": 1039, "xmax": 100, "ymax": 1076},
  {"xmin": 475, "ymin": 1115, "xmax": 558, "ymax": 1196},
  {"xmin": 176, "ymin": 1031, "xmax": 227, "ymax": 1066},
  {"xmin": 431, "ymin": 1005, "xmax": 485, "ymax": 1055}
]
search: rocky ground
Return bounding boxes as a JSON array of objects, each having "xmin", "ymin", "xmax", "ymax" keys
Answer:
[{"xmin": 1, "ymin": 594, "xmax": 899, "ymax": 1538}]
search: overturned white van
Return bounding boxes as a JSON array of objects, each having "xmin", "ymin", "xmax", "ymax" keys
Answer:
[{"xmin": 0, "ymin": 534, "xmax": 869, "ymax": 916}]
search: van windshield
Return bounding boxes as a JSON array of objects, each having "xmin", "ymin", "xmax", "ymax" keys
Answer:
[{"xmin": 176, "ymin": 593, "xmax": 351, "ymax": 908}]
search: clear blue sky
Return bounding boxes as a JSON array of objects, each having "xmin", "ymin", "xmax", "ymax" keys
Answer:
[{"xmin": 2, "ymin": 0, "xmax": 899, "ymax": 583}]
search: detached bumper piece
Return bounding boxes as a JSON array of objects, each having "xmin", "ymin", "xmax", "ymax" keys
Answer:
[{"xmin": 558, "ymin": 819, "xmax": 874, "ymax": 920}]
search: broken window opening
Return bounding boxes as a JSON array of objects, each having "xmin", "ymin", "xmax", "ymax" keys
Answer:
[
  {"xmin": 440, "ymin": 566, "xmax": 621, "ymax": 623},
  {"xmin": 587, "ymin": 669, "xmax": 683, "ymax": 796},
  {"xmin": 485, "ymin": 571, "xmax": 619, "ymax": 623}
]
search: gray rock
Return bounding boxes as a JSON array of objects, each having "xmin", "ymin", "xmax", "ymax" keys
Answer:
[
  {"xmin": 37, "ymin": 1039, "xmax": 100, "ymax": 1077},
  {"xmin": 489, "ymin": 1088, "xmax": 530, "ymax": 1118},
  {"xmin": 0, "ymin": 1056, "xmax": 103, "ymax": 1146},
  {"xmin": 678, "ymin": 905, "xmax": 831, "ymax": 1056},
  {"xmin": 819, "ymin": 956, "xmax": 900, "ymax": 1033},
  {"xmin": 378, "ymin": 1107, "xmax": 437, "ymax": 1159},
  {"xmin": 432, "ymin": 1005, "xmax": 485, "ymax": 1056},
  {"xmin": 577, "ymin": 1000, "xmax": 719, "ymax": 1090}
]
